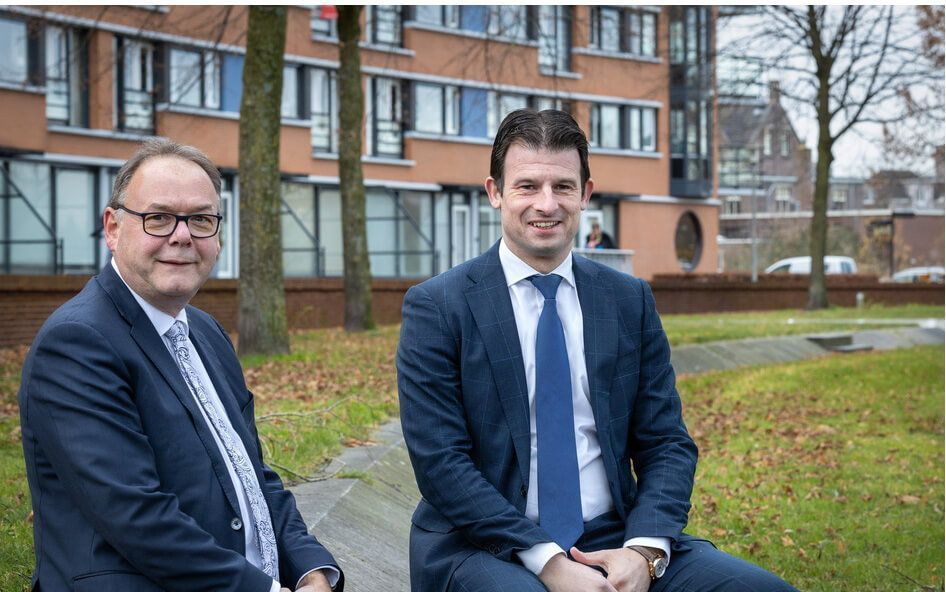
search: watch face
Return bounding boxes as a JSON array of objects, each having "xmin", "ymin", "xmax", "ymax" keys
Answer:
[{"xmin": 653, "ymin": 557, "xmax": 668, "ymax": 579}]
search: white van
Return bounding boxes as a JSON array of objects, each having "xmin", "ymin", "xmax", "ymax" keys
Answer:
[{"xmin": 765, "ymin": 256, "xmax": 858, "ymax": 275}]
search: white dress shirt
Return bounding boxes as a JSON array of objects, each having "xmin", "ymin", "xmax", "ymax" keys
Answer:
[
  {"xmin": 111, "ymin": 260, "xmax": 337, "ymax": 591},
  {"xmin": 497, "ymin": 242, "xmax": 670, "ymax": 575}
]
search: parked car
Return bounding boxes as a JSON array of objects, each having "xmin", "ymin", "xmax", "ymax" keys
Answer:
[
  {"xmin": 765, "ymin": 256, "xmax": 858, "ymax": 275},
  {"xmin": 891, "ymin": 266, "xmax": 945, "ymax": 283}
]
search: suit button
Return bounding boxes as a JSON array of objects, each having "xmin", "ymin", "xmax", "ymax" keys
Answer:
[{"xmin": 230, "ymin": 517, "xmax": 243, "ymax": 531}]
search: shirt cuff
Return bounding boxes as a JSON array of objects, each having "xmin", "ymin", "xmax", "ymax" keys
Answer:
[
  {"xmin": 296, "ymin": 566, "xmax": 341, "ymax": 590},
  {"xmin": 517, "ymin": 542, "xmax": 565, "ymax": 575},
  {"xmin": 270, "ymin": 580, "xmax": 280, "ymax": 592},
  {"xmin": 624, "ymin": 536, "xmax": 672, "ymax": 563}
]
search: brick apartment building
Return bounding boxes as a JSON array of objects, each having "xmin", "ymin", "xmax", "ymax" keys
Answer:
[{"xmin": 0, "ymin": 5, "xmax": 718, "ymax": 282}]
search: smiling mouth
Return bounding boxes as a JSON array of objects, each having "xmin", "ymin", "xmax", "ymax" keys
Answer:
[
  {"xmin": 529, "ymin": 221, "xmax": 560, "ymax": 229},
  {"xmin": 160, "ymin": 260, "xmax": 196, "ymax": 266}
]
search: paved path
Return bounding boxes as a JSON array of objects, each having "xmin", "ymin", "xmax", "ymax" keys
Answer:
[{"xmin": 290, "ymin": 325, "xmax": 943, "ymax": 591}]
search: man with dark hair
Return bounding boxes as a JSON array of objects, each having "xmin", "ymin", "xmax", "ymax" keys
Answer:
[
  {"xmin": 19, "ymin": 138, "xmax": 342, "ymax": 592},
  {"xmin": 398, "ymin": 110, "xmax": 795, "ymax": 592}
]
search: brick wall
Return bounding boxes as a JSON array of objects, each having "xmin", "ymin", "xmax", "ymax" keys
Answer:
[
  {"xmin": 0, "ymin": 275, "xmax": 421, "ymax": 348},
  {"xmin": 650, "ymin": 273, "xmax": 945, "ymax": 313},
  {"xmin": 1, "ymin": 273, "xmax": 941, "ymax": 347}
]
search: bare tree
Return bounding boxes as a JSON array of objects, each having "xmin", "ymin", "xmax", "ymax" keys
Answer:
[
  {"xmin": 237, "ymin": 6, "xmax": 290, "ymax": 355},
  {"xmin": 880, "ymin": 6, "xmax": 945, "ymax": 172},
  {"xmin": 721, "ymin": 6, "xmax": 936, "ymax": 308},
  {"xmin": 337, "ymin": 6, "xmax": 374, "ymax": 331}
]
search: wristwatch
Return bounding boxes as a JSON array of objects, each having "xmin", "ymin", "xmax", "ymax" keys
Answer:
[{"xmin": 627, "ymin": 545, "xmax": 668, "ymax": 580}]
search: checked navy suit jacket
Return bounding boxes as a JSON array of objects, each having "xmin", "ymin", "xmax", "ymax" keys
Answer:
[{"xmin": 396, "ymin": 242, "xmax": 699, "ymax": 592}]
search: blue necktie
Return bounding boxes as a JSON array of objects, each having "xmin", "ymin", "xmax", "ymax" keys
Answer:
[{"xmin": 529, "ymin": 274, "xmax": 583, "ymax": 550}]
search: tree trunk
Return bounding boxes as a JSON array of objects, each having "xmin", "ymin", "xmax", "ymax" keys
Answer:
[
  {"xmin": 237, "ymin": 6, "xmax": 290, "ymax": 355},
  {"xmin": 807, "ymin": 7, "xmax": 832, "ymax": 311},
  {"xmin": 337, "ymin": 6, "xmax": 374, "ymax": 332}
]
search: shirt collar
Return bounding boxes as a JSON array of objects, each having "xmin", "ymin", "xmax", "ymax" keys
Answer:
[
  {"xmin": 110, "ymin": 258, "xmax": 188, "ymax": 338},
  {"xmin": 498, "ymin": 238, "xmax": 575, "ymax": 289}
]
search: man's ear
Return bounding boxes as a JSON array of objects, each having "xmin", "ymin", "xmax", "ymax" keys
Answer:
[
  {"xmin": 580, "ymin": 178, "xmax": 595, "ymax": 210},
  {"xmin": 485, "ymin": 177, "xmax": 503, "ymax": 209},
  {"xmin": 103, "ymin": 208, "xmax": 120, "ymax": 252}
]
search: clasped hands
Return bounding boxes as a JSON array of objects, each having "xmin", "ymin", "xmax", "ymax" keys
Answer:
[{"xmin": 539, "ymin": 546, "xmax": 651, "ymax": 592}]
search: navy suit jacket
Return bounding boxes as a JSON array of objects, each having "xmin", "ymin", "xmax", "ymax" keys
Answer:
[
  {"xmin": 18, "ymin": 264, "xmax": 341, "ymax": 592},
  {"xmin": 397, "ymin": 243, "xmax": 698, "ymax": 591}
]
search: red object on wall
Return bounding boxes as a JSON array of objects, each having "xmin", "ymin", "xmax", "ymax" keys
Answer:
[{"xmin": 320, "ymin": 5, "xmax": 338, "ymax": 20}]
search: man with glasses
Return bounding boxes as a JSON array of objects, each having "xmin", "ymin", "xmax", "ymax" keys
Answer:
[{"xmin": 18, "ymin": 138, "xmax": 342, "ymax": 592}]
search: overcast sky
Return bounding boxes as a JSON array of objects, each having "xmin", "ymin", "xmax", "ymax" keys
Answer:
[{"xmin": 716, "ymin": 6, "xmax": 944, "ymax": 178}]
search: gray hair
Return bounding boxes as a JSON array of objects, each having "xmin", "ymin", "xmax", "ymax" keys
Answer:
[{"xmin": 108, "ymin": 137, "xmax": 222, "ymax": 210}]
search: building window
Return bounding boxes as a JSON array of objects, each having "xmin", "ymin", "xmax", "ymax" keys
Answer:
[
  {"xmin": 169, "ymin": 47, "xmax": 220, "ymax": 109},
  {"xmin": 45, "ymin": 26, "xmax": 88, "ymax": 126},
  {"xmin": 590, "ymin": 103, "xmax": 621, "ymax": 148},
  {"xmin": 763, "ymin": 126, "xmax": 772, "ymax": 156},
  {"xmin": 459, "ymin": 88, "xmax": 487, "ymax": 137},
  {"xmin": 780, "ymin": 131, "xmax": 790, "ymax": 157},
  {"xmin": 488, "ymin": 6, "xmax": 528, "ymax": 41},
  {"xmin": 774, "ymin": 186, "xmax": 793, "ymax": 212},
  {"xmin": 589, "ymin": 7, "xmax": 657, "ymax": 57},
  {"xmin": 310, "ymin": 67, "xmax": 337, "ymax": 152},
  {"xmin": 724, "ymin": 196, "xmax": 741, "ymax": 215},
  {"xmin": 674, "ymin": 211, "xmax": 702, "ymax": 271},
  {"xmin": 310, "ymin": 7, "xmax": 338, "ymax": 38},
  {"xmin": 831, "ymin": 188, "xmax": 848, "ymax": 210},
  {"xmin": 413, "ymin": 5, "xmax": 459, "ymax": 28},
  {"xmin": 116, "ymin": 37, "xmax": 154, "ymax": 132},
  {"xmin": 590, "ymin": 104, "xmax": 658, "ymax": 152},
  {"xmin": 367, "ymin": 5, "xmax": 402, "ymax": 46},
  {"xmin": 486, "ymin": 91, "xmax": 528, "ymax": 137},
  {"xmin": 1, "ymin": 160, "xmax": 100, "ymax": 274},
  {"xmin": 368, "ymin": 77, "xmax": 403, "ymax": 157},
  {"xmin": 0, "ymin": 17, "xmax": 30, "ymax": 84},
  {"xmin": 538, "ymin": 6, "xmax": 571, "ymax": 72},
  {"xmin": 413, "ymin": 82, "xmax": 459, "ymax": 135},
  {"xmin": 719, "ymin": 147, "xmax": 758, "ymax": 189},
  {"xmin": 533, "ymin": 96, "xmax": 571, "ymax": 114},
  {"xmin": 281, "ymin": 64, "xmax": 303, "ymax": 119}
]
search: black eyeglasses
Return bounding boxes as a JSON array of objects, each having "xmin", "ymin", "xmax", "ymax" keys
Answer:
[{"xmin": 118, "ymin": 206, "xmax": 223, "ymax": 238}]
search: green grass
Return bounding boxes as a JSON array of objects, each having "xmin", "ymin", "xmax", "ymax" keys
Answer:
[
  {"xmin": 662, "ymin": 304, "xmax": 943, "ymax": 346},
  {"xmin": 682, "ymin": 345, "xmax": 944, "ymax": 591},
  {"xmin": 0, "ymin": 305, "xmax": 941, "ymax": 590}
]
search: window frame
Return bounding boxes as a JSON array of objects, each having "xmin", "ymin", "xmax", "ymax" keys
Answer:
[
  {"xmin": 115, "ymin": 36, "xmax": 155, "ymax": 133},
  {"xmin": 590, "ymin": 103, "xmax": 658, "ymax": 153},
  {"xmin": 589, "ymin": 6, "xmax": 657, "ymax": 58}
]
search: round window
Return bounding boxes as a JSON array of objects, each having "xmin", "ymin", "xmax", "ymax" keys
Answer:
[{"xmin": 674, "ymin": 212, "xmax": 702, "ymax": 271}]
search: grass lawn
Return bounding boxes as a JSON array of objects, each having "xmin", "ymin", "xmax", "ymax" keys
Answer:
[
  {"xmin": 682, "ymin": 345, "xmax": 944, "ymax": 591},
  {"xmin": 662, "ymin": 303, "xmax": 943, "ymax": 346},
  {"xmin": 0, "ymin": 304, "xmax": 941, "ymax": 590}
]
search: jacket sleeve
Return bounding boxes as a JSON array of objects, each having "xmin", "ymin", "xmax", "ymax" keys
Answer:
[
  {"xmin": 624, "ymin": 279, "xmax": 698, "ymax": 541},
  {"xmin": 397, "ymin": 283, "xmax": 549, "ymax": 559},
  {"xmin": 22, "ymin": 320, "xmax": 274, "ymax": 592},
  {"xmin": 209, "ymin": 317, "xmax": 344, "ymax": 591}
]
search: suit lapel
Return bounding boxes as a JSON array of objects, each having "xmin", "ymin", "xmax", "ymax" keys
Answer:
[
  {"xmin": 573, "ymin": 255, "xmax": 622, "ymax": 503},
  {"xmin": 97, "ymin": 265, "xmax": 243, "ymax": 516},
  {"xmin": 464, "ymin": 245, "xmax": 532, "ymax": 487}
]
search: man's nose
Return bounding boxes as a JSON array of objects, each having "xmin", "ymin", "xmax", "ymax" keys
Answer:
[
  {"xmin": 534, "ymin": 185, "xmax": 559, "ymax": 213},
  {"xmin": 167, "ymin": 218, "xmax": 193, "ymax": 245}
]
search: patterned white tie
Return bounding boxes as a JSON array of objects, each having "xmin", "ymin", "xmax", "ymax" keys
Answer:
[{"xmin": 165, "ymin": 321, "xmax": 279, "ymax": 579}]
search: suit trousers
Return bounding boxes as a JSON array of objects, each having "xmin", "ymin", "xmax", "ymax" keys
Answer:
[{"xmin": 446, "ymin": 512, "xmax": 798, "ymax": 592}]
